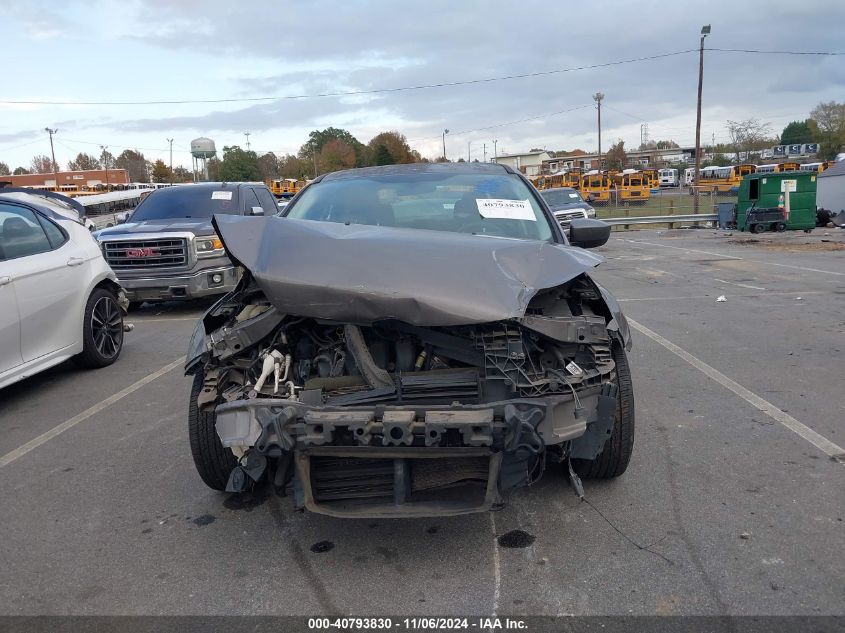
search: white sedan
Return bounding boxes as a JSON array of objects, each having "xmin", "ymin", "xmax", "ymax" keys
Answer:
[{"xmin": 0, "ymin": 190, "xmax": 127, "ymax": 390}]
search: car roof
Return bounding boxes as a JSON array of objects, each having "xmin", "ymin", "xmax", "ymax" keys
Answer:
[
  {"xmin": 0, "ymin": 189, "xmax": 83, "ymax": 221},
  {"xmin": 320, "ymin": 162, "xmax": 513, "ymax": 182}
]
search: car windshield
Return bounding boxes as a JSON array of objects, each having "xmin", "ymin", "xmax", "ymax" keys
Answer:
[
  {"xmin": 130, "ymin": 186, "xmax": 240, "ymax": 220},
  {"xmin": 541, "ymin": 188, "xmax": 584, "ymax": 206},
  {"xmin": 284, "ymin": 171, "xmax": 554, "ymax": 241}
]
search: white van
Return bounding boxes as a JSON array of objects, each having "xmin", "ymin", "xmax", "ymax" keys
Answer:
[{"xmin": 658, "ymin": 168, "xmax": 678, "ymax": 187}]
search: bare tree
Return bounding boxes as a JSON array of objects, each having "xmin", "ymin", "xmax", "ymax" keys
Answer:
[
  {"xmin": 726, "ymin": 119, "xmax": 772, "ymax": 162},
  {"xmin": 0, "ymin": 161, "xmax": 10, "ymax": 176},
  {"xmin": 604, "ymin": 140, "xmax": 627, "ymax": 171},
  {"xmin": 30, "ymin": 154, "xmax": 58, "ymax": 174}
]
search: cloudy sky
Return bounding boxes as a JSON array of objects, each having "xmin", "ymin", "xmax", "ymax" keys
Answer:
[{"xmin": 1, "ymin": 0, "xmax": 843, "ymax": 170}]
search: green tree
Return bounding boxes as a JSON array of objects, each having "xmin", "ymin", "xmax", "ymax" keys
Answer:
[
  {"xmin": 0, "ymin": 161, "xmax": 9, "ymax": 176},
  {"xmin": 151, "ymin": 159, "xmax": 172, "ymax": 183},
  {"xmin": 368, "ymin": 131, "xmax": 417, "ymax": 164},
  {"xmin": 256, "ymin": 152, "xmax": 279, "ymax": 181},
  {"xmin": 13, "ymin": 166, "xmax": 30, "ymax": 175},
  {"xmin": 219, "ymin": 145, "xmax": 261, "ymax": 181},
  {"xmin": 206, "ymin": 157, "xmax": 221, "ymax": 181},
  {"xmin": 317, "ymin": 139, "xmax": 357, "ymax": 173},
  {"xmin": 278, "ymin": 154, "xmax": 311, "ymax": 179},
  {"xmin": 67, "ymin": 152, "xmax": 100, "ymax": 171},
  {"xmin": 604, "ymin": 140, "xmax": 627, "ymax": 171},
  {"xmin": 172, "ymin": 166, "xmax": 193, "ymax": 182},
  {"xmin": 373, "ymin": 144, "xmax": 394, "ymax": 165},
  {"xmin": 299, "ymin": 127, "xmax": 366, "ymax": 169},
  {"xmin": 115, "ymin": 149, "xmax": 150, "ymax": 182},
  {"xmin": 780, "ymin": 120, "xmax": 814, "ymax": 145},
  {"xmin": 810, "ymin": 101, "xmax": 845, "ymax": 160}
]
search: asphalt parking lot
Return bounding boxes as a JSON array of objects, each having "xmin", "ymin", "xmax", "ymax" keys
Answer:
[{"xmin": 1, "ymin": 228, "xmax": 843, "ymax": 617}]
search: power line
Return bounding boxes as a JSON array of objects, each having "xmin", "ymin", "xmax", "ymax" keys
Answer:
[
  {"xmin": 706, "ymin": 47, "xmax": 844, "ymax": 56},
  {"xmin": 0, "ymin": 50, "xmax": 697, "ymax": 107}
]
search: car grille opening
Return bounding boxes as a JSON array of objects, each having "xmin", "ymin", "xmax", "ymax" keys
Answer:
[{"xmin": 103, "ymin": 238, "xmax": 188, "ymax": 269}]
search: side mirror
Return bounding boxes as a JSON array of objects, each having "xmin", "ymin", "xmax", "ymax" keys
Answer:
[
  {"xmin": 249, "ymin": 206, "xmax": 265, "ymax": 216},
  {"xmin": 569, "ymin": 218, "xmax": 611, "ymax": 249}
]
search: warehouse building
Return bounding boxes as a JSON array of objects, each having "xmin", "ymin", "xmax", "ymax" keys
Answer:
[{"xmin": 0, "ymin": 168, "xmax": 129, "ymax": 189}]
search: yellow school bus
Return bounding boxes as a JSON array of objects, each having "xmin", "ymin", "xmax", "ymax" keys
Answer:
[
  {"xmin": 267, "ymin": 178, "xmax": 306, "ymax": 197},
  {"xmin": 777, "ymin": 162, "xmax": 801, "ymax": 172},
  {"xmin": 580, "ymin": 171, "xmax": 612, "ymax": 205},
  {"xmin": 613, "ymin": 171, "xmax": 651, "ymax": 203},
  {"xmin": 562, "ymin": 171, "xmax": 582, "ymax": 189}
]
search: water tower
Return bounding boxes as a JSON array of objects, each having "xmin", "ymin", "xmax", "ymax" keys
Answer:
[{"xmin": 191, "ymin": 137, "xmax": 217, "ymax": 181}]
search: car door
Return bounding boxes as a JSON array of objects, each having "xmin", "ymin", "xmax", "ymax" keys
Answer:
[
  {"xmin": 0, "ymin": 238, "xmax": 22, "ymax": 374},
  {"xmin": 0, "ymin": 202, "xmax": 89, "ymax": 363}
]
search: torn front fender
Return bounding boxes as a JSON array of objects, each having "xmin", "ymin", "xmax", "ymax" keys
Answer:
[{"xmin": 212, "ymin": 215, "xmax": 604, "ymax": 327}]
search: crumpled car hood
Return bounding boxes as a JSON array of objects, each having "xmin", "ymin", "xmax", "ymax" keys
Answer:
[{"xmin": 213, "ymin": 215, "xmax": 604, "ymax": 327}]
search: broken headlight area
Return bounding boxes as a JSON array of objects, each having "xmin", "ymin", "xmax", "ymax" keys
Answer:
[{"xmin": 192, "ymin": 276, "xmax": 620, "ymax": 517}]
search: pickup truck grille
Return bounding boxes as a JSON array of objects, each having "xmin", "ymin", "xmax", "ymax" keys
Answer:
[{"xmin": 103, "ymin": 238, "xmax": 188, "ymax": 269}]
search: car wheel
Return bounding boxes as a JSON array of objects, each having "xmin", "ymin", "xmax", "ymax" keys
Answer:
[
  {"xmin": 751, "ymin": 223, "xmax": 765, "ymax": 234},
  {"xmin": 573, "ymin": 341, "xmax": 635, "ymax": 479},
  {"xmin": 73, "ymin": 288, "xmax": 124, "ymax": 368},
  {"xmin": 188, "ymin": 372, "xmax": 237, "ymax": 491}
]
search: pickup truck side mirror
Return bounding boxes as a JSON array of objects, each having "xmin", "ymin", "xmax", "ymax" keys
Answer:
[
  {"xmin": 569, "ymin": 218, "xmax": 611, "ymax": 249},
  {"xmin": 249, "ymin": 206, "xmax": 265, "ymax": 216}
]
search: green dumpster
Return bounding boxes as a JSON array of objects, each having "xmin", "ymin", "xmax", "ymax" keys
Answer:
[{"xmin": 736, "ymin": 171, "xmax": 818, "ymax": 232}]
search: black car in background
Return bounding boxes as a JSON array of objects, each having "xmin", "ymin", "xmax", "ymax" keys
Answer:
[
  {"xmin": 95, "ymin": 182, "xmax": 278, "ymax": 308},
  {"xmin": 540, "ymin": 186, "xmax": 597, "ymax": 232}
]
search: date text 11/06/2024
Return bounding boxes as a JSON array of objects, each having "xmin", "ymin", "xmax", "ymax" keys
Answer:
[{"xmin": 307, "ymin": 617, "xmax": 528, "ymax": 630}]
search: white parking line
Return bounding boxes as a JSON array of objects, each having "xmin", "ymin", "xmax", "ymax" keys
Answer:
[
  {"xmin": 628, "ymin": 319, "xmax": 845, "ymax": 462},
  {"xmin": 489, "ymin": 512, "xmax": 501, "ymax": 619},
  {"xmin": 620, "ymin": 238, "xmax": 845, "ymax": 277},
  {"xmin": 713, "ymin": 278, "xmax": 766, "ymax": 291},
  {"xmin": 0, "ymin": 357, "xmax": 184, "ymax": 469}
]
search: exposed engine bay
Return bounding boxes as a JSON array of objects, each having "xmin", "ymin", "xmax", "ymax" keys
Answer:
[{"xmin": 188, "ymin": 272, "xmax": 625, "ymax": 517}]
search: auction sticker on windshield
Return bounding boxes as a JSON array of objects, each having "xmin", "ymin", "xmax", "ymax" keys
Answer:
[
  {"xmin": 476, "ymin": 198, "xmax": 535, "ymax": 221},
  {"xmin": 211, "ymin": 191, "xmax": 233, "ymax": 200}
]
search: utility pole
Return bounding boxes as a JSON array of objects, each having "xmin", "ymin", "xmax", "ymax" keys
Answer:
[
  {"xmin": 167, "ymin": 138, "xmax": 174, "ymax": 183},
  {"xmin": 694, "ymin": 25, "xmax": 711, "ymax": 215},
  {"xmin": 493, "ymin": 139, "xmax": 498, "ymax": 161},
  {"xmin": 592, "ymin": 93, "xmax": 604, "ymax": 171},
  {"xmin": 467, "ymin": 141, "xmax": 471, "ymax": 162},
  {"xmin": 99, "ymin": 144, "xmax": 110, "ymax": 187},
  {"xmin": 44, "ymin": 128, "xmax": 58, "ymax": 185},
  {"xmin": 442, "ymin": 129, "xmax": 449, "ymax": 161},
  {"xmin": 244, "ymin": 131, "xmax": 251, "ymax": 151},
  {"xmin": 483, "ymin": 143, "xmax": 487, "ymax": 162}
]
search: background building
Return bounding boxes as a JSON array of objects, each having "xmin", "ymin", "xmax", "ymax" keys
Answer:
[
  {"xmin": 0, "ymin": 169, "xmax": 129, "ymax": 189},
  {"xmin": 492, "ymin": 151, "xmax": 551, "ymax": 177}
]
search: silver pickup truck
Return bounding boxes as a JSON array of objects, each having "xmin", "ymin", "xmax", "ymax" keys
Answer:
[{"xmin": 94, "ymin": 182, "xmax": 279, "ymax": 308}]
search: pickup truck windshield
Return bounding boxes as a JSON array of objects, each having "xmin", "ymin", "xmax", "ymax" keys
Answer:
[
  {"xmin": 130, "ymin": 187, "xmax": 240, "ymax": 221},
  {"xmin": 285, "ymin": 172, "xmax": 554, "ymax": 241}
]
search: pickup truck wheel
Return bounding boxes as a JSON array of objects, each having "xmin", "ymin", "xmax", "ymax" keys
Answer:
[
  {"xmin": 73, "ymin": 288, "xmax": 124, "ymax": 368},
  {"xmin": 573, "ymin": 341, "xmax": 635, "ymax": 479},
  {"xmin": 188, "ymin": 372, "xmax": 237, "ymax": 491}
]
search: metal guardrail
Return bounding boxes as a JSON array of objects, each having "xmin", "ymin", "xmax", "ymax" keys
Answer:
[{"xmin": 602, "ymin": 213, "xmax": 718, "ymax": 227}]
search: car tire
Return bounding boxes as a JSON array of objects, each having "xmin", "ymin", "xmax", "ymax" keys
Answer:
[
  {"xmin": 573, "ymin": 341, "xmax": 635, "ymax": 479},
  {"xmin": 188, "ymin": 372, "xmax": 237, "ymax": 491},
  {"xmin": 73, "ymin": 288, "xmax": 124, "ymax": 368}
]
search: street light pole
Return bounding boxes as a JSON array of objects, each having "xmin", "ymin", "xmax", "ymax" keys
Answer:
[
  {"xmin": 167, "ymin": 138, "xmax": 174, "ymax": 183},
  {"xmin": 493, "ymin": 139, "xmax": 498, "ymax": 161},
  {"xmin": 244, "ymin": 131, "xmax": 251, "ymax": 151},
  {"xmin": 44, "ymin": 128, "xmax": 58, "ymax": 187},
  {"xmin": 592, "ymin": 93, "xmax": 604, "ymax": 171},
  {"xmin": 483, "ymin": 143, "xmax": 487, "ymax": 162},
  {"xmin": 467, "ymin": 141, "xmax": 471, "ymax": 162},
  {"xmin": 693, "ymin": 25, "xmax": 710, "ymax": 215},
  {"xmin": 99, "ymin": 144, "xmax": 110, "ymax": 188},
  {"xmin": 442, "ymin": 129, "xmax": 449, "ymax": 161}
]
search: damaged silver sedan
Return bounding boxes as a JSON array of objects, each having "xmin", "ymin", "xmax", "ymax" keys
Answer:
[{"xmin": 184, "ymin": 163, "xmax": 634, "ymax": 518}]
